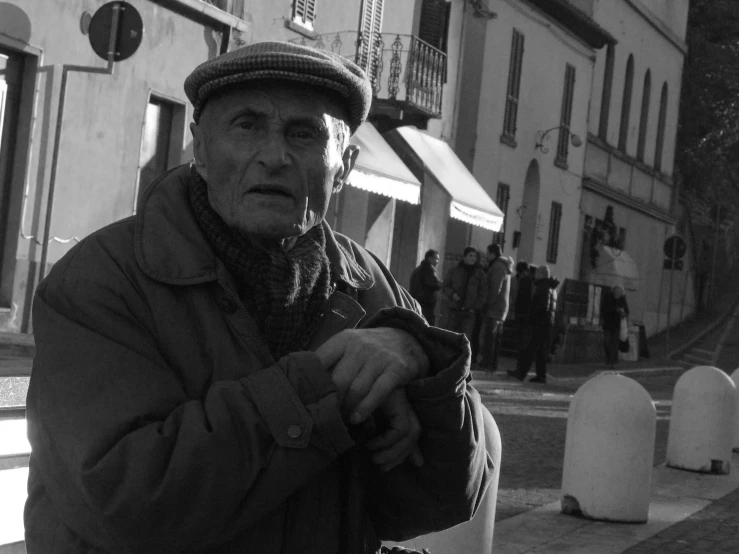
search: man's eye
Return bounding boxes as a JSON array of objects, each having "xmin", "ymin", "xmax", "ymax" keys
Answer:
[
  {"xmin": 238, "ymin": 120, "xmax": 257, "ymax": 130},
  {"xmin": 289, "ymin": 126, "xmax": 320, "ymax": 140}
]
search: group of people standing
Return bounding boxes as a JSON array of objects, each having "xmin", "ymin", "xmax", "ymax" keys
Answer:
[{"xmin": 409, "ymin": 245, "xmax": 560, "ymax": 383}]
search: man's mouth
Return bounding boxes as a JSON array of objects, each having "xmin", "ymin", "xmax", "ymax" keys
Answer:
[{"xmin": 248, "ymin": 186, "xmax": 294, "ymax": 199}]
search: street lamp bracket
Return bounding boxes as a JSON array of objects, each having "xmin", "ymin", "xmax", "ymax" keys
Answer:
[{"xmin": 535, "ymin": 126, "xmax": 583, "ymax": 154}]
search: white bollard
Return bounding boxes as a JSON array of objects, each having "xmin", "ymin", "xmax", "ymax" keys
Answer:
[
  {"xmin": 383, "ymin": 406, "xmax": 501, "ymax": 553},
  {"xmin": 728, "ymin": 368, "xmax": 739, "ymax": 452},
  {"xmin": 666, "ymin": 365, "xmax": 737, "ymax": 474},
  {"xmin": 561, "ymin": 373, "xmax": 656, "ymax": 523}
]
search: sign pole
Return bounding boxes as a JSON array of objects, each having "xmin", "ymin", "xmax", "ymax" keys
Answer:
[{"xmin": 665, "ymin": 238, "xmax": 678, "ymax": 354}]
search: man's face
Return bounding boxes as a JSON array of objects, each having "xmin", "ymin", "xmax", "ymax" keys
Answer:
[
  {"xmin": 190, "ymin": 81, "xmax": 359, "ymax": 241},
  {"xmin": 487, "ymin": 250, "xmax": 498, "ymax": 263},
  {"xmin": 463, "ymin": 251, "xmax": 478, "ymax": 265},
  {"xmin": 429, "ymin": 253, "xmax": 440, "ymax": 267}
]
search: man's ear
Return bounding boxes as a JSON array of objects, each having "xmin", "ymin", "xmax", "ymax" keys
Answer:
[
  {"xmin": 190, "ymin": 122, "xmax": 208, "ymax": 181},
  {"xmin": 334, "ymin": 144, "xmax": 359, "ymax": 193}
]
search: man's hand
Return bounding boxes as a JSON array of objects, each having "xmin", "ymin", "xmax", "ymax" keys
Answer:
[
  {"xmin": 315, "ymin": 328, "xmax": 430, "ymax": 425},
  {"xmin": 367, "ymin": 388, "xmax": 424, "ymax": 472}
]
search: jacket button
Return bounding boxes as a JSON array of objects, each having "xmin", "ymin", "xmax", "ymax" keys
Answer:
[
  {"xmin": 287, "ymin": 425, "xmax": 302, "ymax": 439},
  {"xmin": 217, "ymin": 294, "xmax": 238, "ymax": 315}
]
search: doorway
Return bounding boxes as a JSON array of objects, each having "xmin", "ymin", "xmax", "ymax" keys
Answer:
[{"xmin": 518, "ymin": 159, "xmax": 540, "ymax": 264}]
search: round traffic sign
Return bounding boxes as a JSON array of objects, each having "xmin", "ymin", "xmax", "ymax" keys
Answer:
[
  {"xmin": 663, "ymin": 236, "xmax": 687, "ymax": 260},
  {"xmin": 89, "ymin": 1, "xmax": 143, "ymax": 62}
]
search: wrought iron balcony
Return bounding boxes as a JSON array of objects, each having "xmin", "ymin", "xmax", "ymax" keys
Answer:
[{"xmin": 289, "ymin": 31, "xmax": 446, "ymax": 118}]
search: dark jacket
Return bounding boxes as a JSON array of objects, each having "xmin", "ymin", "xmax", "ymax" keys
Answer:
[
  {"xmin": 601, "ymin": 291, "xmax": 629, "ymax": 331},
  {"xmin": 442, "ymin": 262, "xmax": 487, "ymax": 312},
  {"xmin": 529, "ymin": 277, "xmax": 560, "ymax": 327},
  {"xmin": 24, "ymin": 165, "xmax": 494, "ymax": 554},
  {"xmin": 484, "ymin": 256, "xmax": 513, "ymax": 320},
  {"xmin": 513, "ymin": 274, "xmax": 534, "ymax": 317},
  {"xmin": 409, "ymin": 259, "xmax": 442, "ymax": 306}
]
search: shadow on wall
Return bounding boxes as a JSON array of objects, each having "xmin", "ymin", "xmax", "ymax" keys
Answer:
[{"xmin": 0, "ymin": 3, "xmax": 32, "ymax": 44}]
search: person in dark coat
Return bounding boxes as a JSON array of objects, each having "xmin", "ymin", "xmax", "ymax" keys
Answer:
[
  {"xmin": 23, "ymin": 42, "xmax": 494, "ymax": 554},
  {"xmin": 509, "ymin": 261, "xmax": 534, "ymax": 373},
  {"xmin": 441, "ymin": 247, "xmax": 487, "ymax": 341},
  {"xmin": 508, "ymin": 265, "xmax": 559, "ymax": 383},
  {"xmin": 479, "ymin": 244, "xmax": 513, "ymax": 371},
  {"xmin": 409, "ymin": 249, "xmax": 442, "ymax": 325},
  {"xmin": 601, "ymin": 284, "xmax": 629, "ymax": 368}
]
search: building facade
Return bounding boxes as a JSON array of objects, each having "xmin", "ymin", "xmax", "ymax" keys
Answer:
[
  {"xmin": 0, "ymin": 0, "xmax": 503, "ymax": 333},
  {"xmin": 454, "ymin": 0, "xmax": 691, "ymax": 339}
]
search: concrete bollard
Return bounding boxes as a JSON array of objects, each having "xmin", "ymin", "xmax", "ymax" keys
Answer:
[
  {"xmin": 561, "ymin": 373, "xmax": 656, "ymax": 523},
  {"xmin": 383, "ymin": 406, "xmax": 501, "ymax": 553},
  {"xmin": 666, "ymin": 365, "xmax": 737, "ymax": 474},
  {"xmin": 728, "ymin": 368, "xmax": 739, "ymax": 452}
]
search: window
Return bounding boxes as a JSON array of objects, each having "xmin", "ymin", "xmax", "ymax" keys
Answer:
[
  {"xmin": 655, "ymin": 83, "xmax": 668, "ymax": 171},
  {"xmin": 357, "ymin": 0, "xmax": 384, "ymax": 88},
  {"xmin": 137, "ymin": 95, "xmax": 186, "ymax": 201},
  {"xmin": 292, "ymin": 0, "xmax": 317, "ymax": 30},
  {"xmin": 636, "ymin": 70, "xmax": 651, "ymax": 162},
  {"xmin": 202, "ymin": 0, "xmax": 246, "ymax": 19},
  {"xmin": 501, "ymin": 29, "xmax": 524, "ymax": 144},
  {"xmin": 492, "ymin": 183, "xmax": 510, "ymax": 246},
  {"xmin": 546, "ymin": 202, "xmax": 563, "ymax": 264},
  {"xmin": 556, "ymin": 64, "xmax": 576, "ymax": 167},
  {"xmin": 598, "ymin": 43, "xmax": 615, "ymax": 141},
  {"xmin": 618, "ymin": 55, "xmax": 634, "ymax": 152}
]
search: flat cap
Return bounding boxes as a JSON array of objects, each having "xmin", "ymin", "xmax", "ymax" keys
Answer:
[{"xmin": 184, "ymin": 41, "xmax": 372, "ymax": 133}]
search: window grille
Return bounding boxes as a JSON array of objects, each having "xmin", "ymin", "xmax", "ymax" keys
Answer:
[
  {"xmin": 636, "ymin": 70, "xmax": 651, "ymax": 162},
  {"xmin": 546, "ymin": 202, "xmax": 563, "ymax": 264},
  {"xmin": 293, "ymin": 0, "xmax": 317, "ymax": 30},
  {"xmin": 654, "ymin": 83, "xmax": 668, "ymax": 171},
  {"xmin": 502, "ymin": 30, "xmax": 524, "ymax": 141},
  {"xmin": 618, "ymin": 55, "xmax": 634, "ymax": 152},
  {"xmin": 556, "ymin": 64, "xmax": 576, "ymax": 166},
  {"xmin": 493, "ymin": 183, "xmax": 510, "ymax": 246}
]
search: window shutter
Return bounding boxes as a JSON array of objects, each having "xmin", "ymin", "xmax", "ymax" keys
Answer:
[
  {"xmin": 618, "ymin": 55, "xmax": 635, "ymax": 152},
  {"xmin": 503, "ymin": 30, "xmax": 524, "ymax": 139},
  {"xmin": 636, "ymin": 70, "xmax": 651, "ymax": 162},
  {"xmin": 356, "ymin": 0, "xmax": 384, "ymax": 87},
  {"xmin": 654, "ymin": 83, "xmax": 668, "ymax": 171},
  {"xmin": 293, "ymin": 0, "xmax": 317, "ymax": 27},
  {"xmin": 418, "ymin": 0, "xmax": 449, "ymax": 51},
  {"xmin": 556, "ymin": 64, "xmax": 576, "ymax": 164},
  {"xmin": 493, "ymin": 183, "xmax": 511, "ymax": 246},
  {"xmin": 547, "ymin": 202, "xmax": 563, "ymax": 264},
  {"xmin": 598, "ymin": 43, "xmax": 615, "ymax": 140}
]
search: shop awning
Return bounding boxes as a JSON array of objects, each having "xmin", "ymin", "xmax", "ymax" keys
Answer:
[
  {"xmin": 592, "ymin": 246, "xmax": 640, "ymax": 291},
  {"xmin": 392, "ymin": 126, "xmax": 504, "ymax": 231},
  {"xmin": 348, "ymin": 123, "xmax": 421, "ymax": 204}
]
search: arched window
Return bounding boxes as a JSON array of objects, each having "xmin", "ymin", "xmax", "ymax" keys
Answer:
[
  {"xmin": 636, "ymin": 70, "xmax": 651, "ymax": 162},
  {"xmin": 655, "ymin": 83, "xmax": 668, "ymax": 171},
  {"xmin": 618, "ymin": 55, "xmax": 634, "ymax": 152}
]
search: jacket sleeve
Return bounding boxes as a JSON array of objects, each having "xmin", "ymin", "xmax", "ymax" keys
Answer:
[
  {"xmin": 26, "ymin": 271, "xmax": 353, "ymax": 551},
  {"xmin": 361, "ymin": 308, "xmax": 494, "ymax": 540},
  {"xmin": 441, "ymin": 267, "xmax": 456, "ymax": 302},
  {"xmin": 422, "ymin": 268, "xmax": 442, "ymax": 292}
]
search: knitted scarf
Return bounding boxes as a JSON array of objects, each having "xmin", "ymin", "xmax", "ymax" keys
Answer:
[{"xmin": 188, "ymin": 170, "xmax": 333, "ymax": 359}]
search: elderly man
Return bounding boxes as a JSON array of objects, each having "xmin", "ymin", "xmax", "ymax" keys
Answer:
[{"xmin": 24, "ymin": 42, "xmax": 493, "ymax": 553}]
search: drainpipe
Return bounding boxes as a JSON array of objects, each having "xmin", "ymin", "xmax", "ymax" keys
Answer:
[{"xmin": 38, "ymin": 3, "xmax": 122, "ymax": 282}]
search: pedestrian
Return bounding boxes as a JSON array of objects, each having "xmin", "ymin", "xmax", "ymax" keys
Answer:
[
  {"xmin": 479, "ymin": 244, "xmax": 513, "ymax": 371},
  {"xmin": 509, "ymin": 261, "xmax": 534, "ymax": 372},
  {"xmin": 23, "ymin": 42, "xmax": 493, "ymax": 553},
  {"xmin": 601, "ymin": 284, "xmax": 629, "ymax": 368},
  {"xmin": 409, "ymin": 249, "xmax": 442, "ymax": 325},
  {"xmin": 441, "ymin": 246, "xmax": 487, "ymax": 342},
  {"xmin": 508, "ymin": 264, "xmax": 559, "ymax": 383}
]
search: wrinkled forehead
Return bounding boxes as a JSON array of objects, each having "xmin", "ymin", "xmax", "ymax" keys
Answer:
[{"xmin": 200, "ymin": 79, "xmax": 351, "ymax": 125}]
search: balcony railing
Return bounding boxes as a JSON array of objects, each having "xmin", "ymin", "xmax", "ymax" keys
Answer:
[{"xmin": 289, "ymin": 31, "xmax": 446, "ymax": 118}]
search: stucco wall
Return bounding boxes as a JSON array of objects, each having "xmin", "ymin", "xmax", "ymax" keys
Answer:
[
  {"xmin": 465, "ymin": 0, "xmax": 595, "ymax": 280},
  {"xmin": 589, "ymin": 0, "xmax": 685, "ymax": 176}
]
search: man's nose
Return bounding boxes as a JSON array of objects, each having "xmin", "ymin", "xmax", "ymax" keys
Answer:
[{"xmin": 256, "ymin": 130, "xmax": 291, "ymax": 170}]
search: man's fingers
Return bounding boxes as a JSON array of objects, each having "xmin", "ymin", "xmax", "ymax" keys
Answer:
[{"xmin": 350, "ymin": 372, "xmax": 397, "ymax": 425}]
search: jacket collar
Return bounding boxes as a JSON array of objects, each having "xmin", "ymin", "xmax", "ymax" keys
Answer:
[{"xmin": 134, "ymin": 164, "xmax": 374, "ymax": 290}]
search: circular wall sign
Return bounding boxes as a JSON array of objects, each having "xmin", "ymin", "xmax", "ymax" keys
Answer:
[{"xmin": 88, "ymin": 1, "xmax": 143, "ymax": 62}]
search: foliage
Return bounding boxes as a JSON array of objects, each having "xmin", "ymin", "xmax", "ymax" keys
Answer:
[{"xmin": 677, "ymin": 0, "xmax": 739, "ymax": 207}]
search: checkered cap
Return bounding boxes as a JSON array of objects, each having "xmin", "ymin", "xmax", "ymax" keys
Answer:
[{"xmin": 184, "ymin": 41, "xmax": 372, "ymax": 133}]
